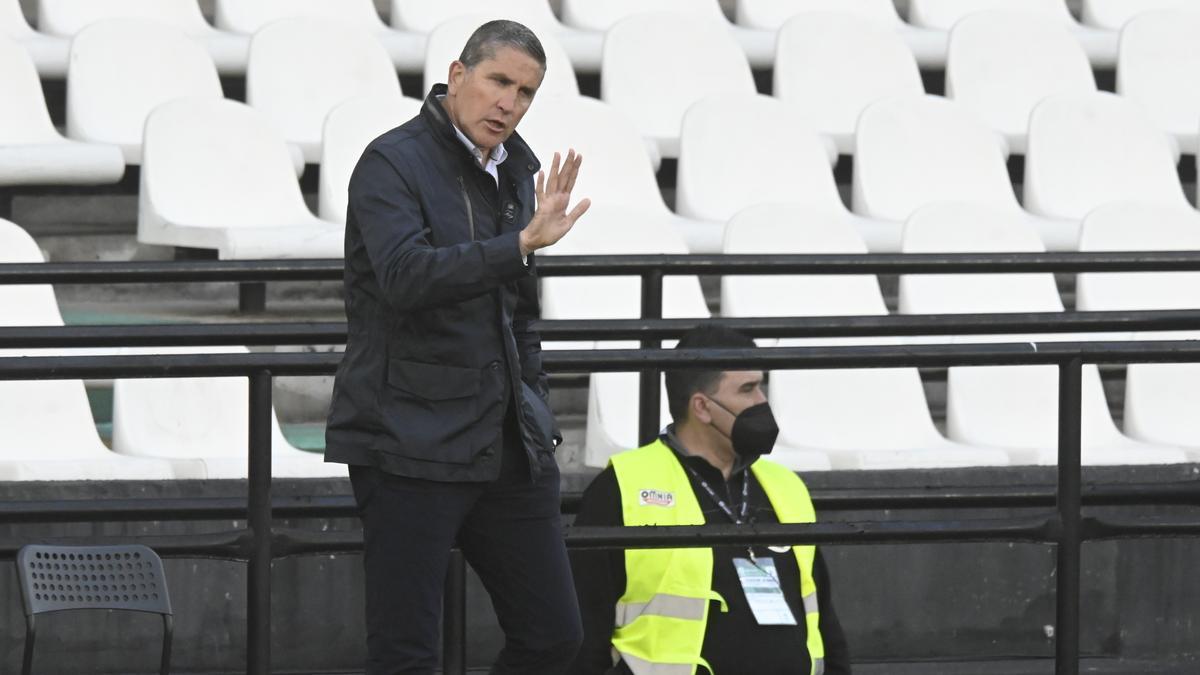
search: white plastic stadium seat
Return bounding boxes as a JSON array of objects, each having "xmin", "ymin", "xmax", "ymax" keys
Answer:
[
  {"xmin": 1076, "ymin": 202, "xmax": 1200, "ymax": 458},
  {"xmin": 38, "ymin": 0, "xmax": 249, "ymax": 75},
  {"xmin": 735, "ymin": 0, "xmax": 947, "ymax": 68},
  {"xmin": 899, "ymin": 201, "xmax": 1187, "ymax": 466},
  {"xmin": 1024, "ymin": 93, "xmax": 1189, "ymax": 223},
  {"xmin": 601, "ymin": 12, "xmax": 756, "ymax": 160},
  {"xmin": 214, "ymin": 0, "xmax": 423, "ymax": 72},
  {"xmin": 66, "ymin": 19, "xmax": 223, "ymax": 165},
  {"xmin": 319, "ymin": 94, "xmax": 423, "ymax": 224},
  {"xmin": 1117, "ymin": 10, "xmax": 1200, "ymax": 149},
  {"xmin": 112, "ymin": 346, "xmax": 345, "ymax": 478},
  {"xmin": 946, "ymin": 12, "xmax": 1096, "ymax": 154},
  {"xmin": 0, "ymin": 219, "xmax": 203, "ymax": 481},
  {"xmin": 852, "ymin": 95, "xmax": 1078, "ymax": 251},
  {"xmin": 676, "ymin": 95, "xmax": 890, "ymax": 249},
  {"xmin": 908, "ymin": 0, "xmax": 1118, "ymax": 67},
  {"xmin": 139, "ymin": 98, "xmax": 343, "ymax": 259},
  {"xmin": 0, "ymin": 36, "xmax": 124, "ymax": 186},
  {"xmin": 0, "ymin": 0, "xmax": 68, "ymax": 76},
  {"xmin": 1082, "ymin": 0, "xmax": 1200, "ymax": 29},
  {"xmin": 722, "ymin": 204, "xmax": 1009, "ymax": 470},
  {"xmin": 518, "ymin": 96, "xmax": 718, "ymax": 251},
  {"xmin": 393, "ymin": 0, "xmax": 604, "ymax": 72},
  {"xmin": 773, "ymin": 12, "xmax": 924, "ymax": 155},
  {"xmin": 246, "ymin": 17, "xmax": 402, "ymax": 164},
  {"xmin": 423, "ymin": 14, "xmax": 578, "ymax": 98}
]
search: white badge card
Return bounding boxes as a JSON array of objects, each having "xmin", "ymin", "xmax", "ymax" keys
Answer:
[{"xmin": 732, "ymin": 558, "xmax": 798, "ymax": 626}]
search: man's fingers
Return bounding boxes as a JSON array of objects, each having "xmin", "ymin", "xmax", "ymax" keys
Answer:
[
  {"xmin": 535, "ymin": 170, "xmax": 545, "ymax": 198},
  {"xmin": 546, "ymin": 152, "xmax": 562, "ymax": 194},
  {"xmin": 566, "ymin": 197, "xmax": 592, "ymax": 225},
  {"xmin": 562, "ymin": 152, "xmax": 583, "ymax": 195}
]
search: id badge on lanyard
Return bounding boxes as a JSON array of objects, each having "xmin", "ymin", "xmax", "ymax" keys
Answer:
[{"xmin": 732, "ymin": 557, "xmax": 798, "ymax": 626}]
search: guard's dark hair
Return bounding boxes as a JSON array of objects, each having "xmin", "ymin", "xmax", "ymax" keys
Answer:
[
  {"xmin": 459, "ymin": 20, "xmax": 547, "ymax": 71},
  {"xmin": 665, "ymin": 324, "xmax": 758, "ymax": 424}
]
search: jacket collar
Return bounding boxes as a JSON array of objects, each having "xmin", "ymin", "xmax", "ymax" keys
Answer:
[{"xmin": 421, "ymin": 84, "xmax": 541, "ymax": 181}]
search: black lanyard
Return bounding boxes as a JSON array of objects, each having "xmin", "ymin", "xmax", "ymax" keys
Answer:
[{"xmin": 683, "ymin": 464, "xmax": 750, "ymax": 525}]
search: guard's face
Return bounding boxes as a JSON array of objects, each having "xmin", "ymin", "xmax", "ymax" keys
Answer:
[{"xmin": 445, "ymin": 46, "xmax": 544, "ymax": 152}]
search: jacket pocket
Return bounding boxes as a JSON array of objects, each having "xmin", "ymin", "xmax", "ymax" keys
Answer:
[
  {"xmin": 519, "ymin": 380, "xmax": 560, "ymax": 455},
  {"xmin": 387, "ymin": 358, "xmax": 481, "ymax": 400}
]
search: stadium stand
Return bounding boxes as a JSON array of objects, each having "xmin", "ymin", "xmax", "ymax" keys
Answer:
[
  {"xmin": 772, "ymin": 12, "xmax": 923, "ymax": 155},
  {"xmin": 65, "ymin": 19, "xmax": 223, "ymax": 165},
  {"xmin": 138, "ymin": 98, "xmax": 342, "ymax": 259},
  {"xmin": 37, "ymin": 0, "xmax": 248, "ymax": 76},
  {"xmin": 0, "ymin": 218, "xmax": 203, "ymax": 480},
  {"xmin": 213, "ymin": 0, "xmax": 424, "ymax": 72},
  {"xmin": 908, "ymin": 0, "xmax": 1118, "ymax": 67},
  {"xmin": 1024, "ymin": 92, "xmax": 1189, "ymax": 226},
  {"xmin": 853, "ymin": 94, "xmax": 1081, "ymax": 252},
  {"xmin": 0, "ymin": 35, "xmax": 124, "ymax": 187},
  {"xmin": 111, "ymin": 346, "xmax": 346, "ymax": 478},
  {"xmin": 600, "ymin": 11, "xmax": 756, "ymax": 161},
  {"xmin": 245, "ymin": 17, "xmax": 402, "ymax": 165},
  {"xmin": 1076, "ymin": 202, "xmax": 1200, "ymax": 458},
  {"xmin": 723, "ymin": 203, "xmax": 1010, "ymax": 470},
  {"xmin": 899, "ymin": 201, "xmax": 1189, "ymax": 466},
  {"xmin": 0, "ymin": 0, "xmax": 66, "ymax": 76},
  {"xmin": 319, "ymin": 93, "xmax": 423, "ymax": 224},
  {"xmin": 422, "ymin": 13, "xmax": 578, "ymax": 97},
  {"xmin": 1116, "ymin": 9, "xmax": 1200, "ymax": 150},
  {"xmin": 945, "ymin": 11, "xmax": 1097, "ymax": 155},
  {"xmin": 1081, "ymin": 0, "xmax": 1200, "ymax": 29}
]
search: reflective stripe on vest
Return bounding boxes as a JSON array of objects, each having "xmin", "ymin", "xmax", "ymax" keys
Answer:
[{"xmin": 610, "ymin": 440, "xmax": 825, "ymax": 675}]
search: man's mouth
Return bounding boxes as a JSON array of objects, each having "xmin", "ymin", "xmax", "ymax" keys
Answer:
[{"xmin": 484, "ymin": 119, "xmax": 506, "ymax": 134}]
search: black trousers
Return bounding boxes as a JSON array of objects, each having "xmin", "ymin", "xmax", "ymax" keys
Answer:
[{"xmin": 349, "ymin": 413, "xmax": 582, "ymax": 675}]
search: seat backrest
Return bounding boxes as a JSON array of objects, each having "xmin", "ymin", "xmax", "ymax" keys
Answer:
[
  {"xmin": 773, "ymin": 12, "xmax": 922, "ymax": 149},
  {"xmin": 320, "ymin": 94, "xmax": 423, "ymax": 223},
  {"xmin": 17, "ymin": 544, "xmax": 172, "ymax": 616},
  {"xmin": 563, "ymin": 0, "xmax": 726, "ymax": 30},
  {"xmin": 853, "ymin": 94, "xmax": 1017, "ymax": 221},
  {"xmin": 37, "ymin": 0, "xmax": 210, "ymax": 36},
  {"xmin": 909, "ymin": 0, "xmax": 1075, "ymax": 29},
  {"xmin": 736, "ymin": 0, "xmax": 902, "ymax": 29},
  {"xmin": 0, "ymin": 35, "xmax": 60, "ymax": 142},
  {"xmin": 246, "ymin": 17, "xmax": 400, "ymax": 158},
  {"xmin": 215, "ymin": 0, "xmax": 384, "ymax": 33},
  {"xmin": 1, "ymin": 0, "xmax": 36, "ymax": 38},
  {"xmin": 1024, "ymin": 92, "xmax": 1187, "ymax": 220},
  {"xmin": 0, "ymin": 218, "xmax": 64, "ymax": 326},
  {"xmin": 946, "ymin": 11, "xmax": 1095, "ymax": 151},
  {"xmin": 140, "ymin": 98, "xmax": 310, "ymax": 228},
  {"xmin": 1076, "ymin": 202, "xmax": 1200, "ymax": 311},
  {"xmin": 518, "ymin": 96, "xmax": 666, "ymax": 212},
  {"xmin": 111, "ymin": 346, "xmax": 296, "ymax": 459},
  {"xmin": 422, "ymin": 14, "xmax": 577, "ymax": 97},
  {"xmin": 676, "ymin": 95, "xmax": 844, "ymax": 222},
  {"xmin": 601, "ymin": 12, "xmax": 755, "ymax": 145},
  {"xmin": 66, "ymin": 19, "xmax": 222, "ymax": 163},
  {"xmin": 1117, "ymin": 10, "xmax": 1200, "ymax": 141},
  {"xmin": 1082, "ymin": 0, "xmax": 1198, "ymax": 29},
  {"xmin": 392, "ymin": 0, "xmax": 560, "ymax": 33}
]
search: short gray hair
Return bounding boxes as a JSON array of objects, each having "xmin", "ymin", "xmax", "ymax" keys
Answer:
[{"xmin": 459, "ymin": 20, "xmax": 547, "ymax": 71}]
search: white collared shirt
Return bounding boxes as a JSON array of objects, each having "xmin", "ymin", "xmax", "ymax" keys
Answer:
[{"xmin": 451, "ymin": 122, "xmax": 507, "ymax": 188}]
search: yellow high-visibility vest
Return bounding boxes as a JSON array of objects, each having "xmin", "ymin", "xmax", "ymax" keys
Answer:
[{"xmin": 609, "ymin": 439, "xmax": 825, "ymax": 675}]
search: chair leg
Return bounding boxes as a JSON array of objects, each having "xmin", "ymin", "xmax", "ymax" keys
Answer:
[
  {"xmin": 160, "ymin": 614, "xmax": 174, "ymax": 675},
  {"xmin": 22, "ymin": 615, "xmax": 36, "ymax": 675}
]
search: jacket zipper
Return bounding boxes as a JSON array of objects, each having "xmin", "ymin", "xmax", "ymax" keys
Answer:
[{"xmin": 457, "ymin": 176, "xmax": 475, "ymax": 241}]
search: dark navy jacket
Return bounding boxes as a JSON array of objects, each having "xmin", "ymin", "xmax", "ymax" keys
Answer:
[{"xmin": 325, "ymin": 84, "xmax": 558, "ymax": 482}]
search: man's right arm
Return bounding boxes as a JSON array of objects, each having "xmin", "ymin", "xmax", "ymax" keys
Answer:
[
  {"xmin": 568, "ymin": 467, "xmax": 631, "ymax": 675},
  {"xmin": 349, "ymin": 149, "xmax": 529, "ymax": 313}
]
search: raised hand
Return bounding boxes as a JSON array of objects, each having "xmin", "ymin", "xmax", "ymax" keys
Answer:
[{"xmin": 519, "ymin": 149, "xmax": 591, "ymax": 256}]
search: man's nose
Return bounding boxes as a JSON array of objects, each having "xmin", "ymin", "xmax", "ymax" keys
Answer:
[
  {"xmin": 497, "ymin": 91, "xmax": 516, "ymax": 113},
  {"xmin": 751, "ymin": 387, "xmax": 768, "ymax": 405}
]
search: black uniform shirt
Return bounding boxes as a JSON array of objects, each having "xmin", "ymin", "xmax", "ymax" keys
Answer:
[{"xmin": 568, "ymin": 433, "xmax": 852, "ymax": 675}]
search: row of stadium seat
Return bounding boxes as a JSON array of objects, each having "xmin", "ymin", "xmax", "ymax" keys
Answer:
[{"xmin": 4, "ymin": 0, "xmax": 1193, "ymax": 77}]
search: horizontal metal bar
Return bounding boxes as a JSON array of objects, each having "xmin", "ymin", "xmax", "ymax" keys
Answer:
[
  {"xmin": 6, "ymin": 251, "xmax": 1200, "ymax": 286},
  {"xmin": 1084, "ymin": 516, "xmax": 1200, "ymax": 539},
  {"xmin": 0, "ymin": 529, "xmax": 250, "ymax": 560},
  {"xmin": 0, "ymin": 496, "xmax": 360, "ymax": 524},
  {"xmin": 4, "ymin": 310, "xmax": 1200, "ymax": 349}
]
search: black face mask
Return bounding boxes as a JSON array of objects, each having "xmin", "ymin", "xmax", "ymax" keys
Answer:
[{"xmin": 706, "ymin": 397, "xmax": 779, "ymax": 459}]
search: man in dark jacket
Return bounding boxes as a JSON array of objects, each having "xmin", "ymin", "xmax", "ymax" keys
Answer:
[{"xmin": 325, "ymin": 20, "xmax": 591, "ymax": 675}]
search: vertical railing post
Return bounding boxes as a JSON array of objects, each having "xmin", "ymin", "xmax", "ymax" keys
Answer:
[
  {"xmin": 639, "ymin": 270, "xmax": 664, "ymax": 445},
  {"xmin": 247, "ymin": 371, "xmax": 273, "ymax": 675},
  {"xmin": 442, "ymin": 549, "xmax": 467, "ymax": 675},
  {"xmin": 1055, "ymin": 358, "xmax": 1083, "ymax": 675}
]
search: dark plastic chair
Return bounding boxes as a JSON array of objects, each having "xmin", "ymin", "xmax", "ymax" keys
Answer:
[{"xmin": 15, "ymin": 544, "xmax": 173, "ymax": 675}]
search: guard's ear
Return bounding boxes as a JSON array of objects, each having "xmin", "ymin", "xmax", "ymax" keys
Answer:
[{"xmin": 690, "ymin": 393, "xmax": 713, "ymax": 425}]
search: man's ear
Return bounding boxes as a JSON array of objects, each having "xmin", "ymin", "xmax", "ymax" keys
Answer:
[
  {"xmin": 447, "ymin": 60, "xmax": 466, "ymax": 94},
  {"xmin": 690, "ymin": 393, "xmax": 713, "ymax": 425}
]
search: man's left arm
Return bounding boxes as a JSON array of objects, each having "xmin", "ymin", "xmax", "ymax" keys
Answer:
[{"xmin": 815, "ymin": 548, "xmax": 852, "ymax": 674}]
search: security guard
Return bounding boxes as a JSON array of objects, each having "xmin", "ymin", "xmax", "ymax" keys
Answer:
[{"xmin": 569, "ymin": 325, "xmax": 851, "ymax": 675}]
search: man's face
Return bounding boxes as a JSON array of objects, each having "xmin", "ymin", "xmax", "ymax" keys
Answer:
[
  {"xmin": 701, "ymin": 370, "xmax": 767, "ymax": 423},
  {"xmin": 444, "ymin": 46, "xmax": 544, "ymax": 153}
]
